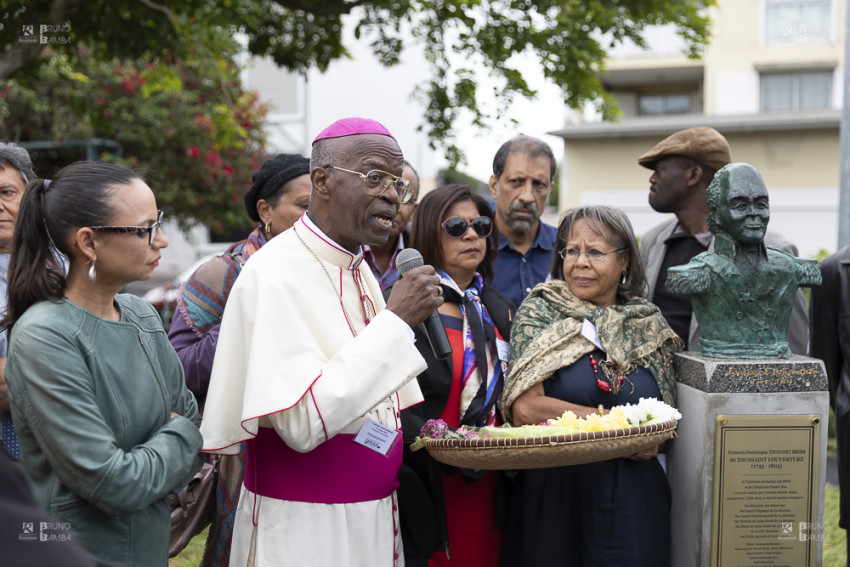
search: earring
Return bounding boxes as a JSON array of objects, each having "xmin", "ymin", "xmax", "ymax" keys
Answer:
[
  {"xmin": 88, "ymin": 260, "xmax": 97, "ymax": 283},
  {"xmin": 264, "ymin": 221, "xmax": 271, "ymax": 234},
  {"xmin": 620, "ymin": 271, "xmax": 627, "ymax": 285}
]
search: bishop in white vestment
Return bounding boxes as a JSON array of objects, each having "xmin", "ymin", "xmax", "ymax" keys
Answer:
[{"xmin": 201, "ymin": 118, "xmax": 441, "ymax": 567}]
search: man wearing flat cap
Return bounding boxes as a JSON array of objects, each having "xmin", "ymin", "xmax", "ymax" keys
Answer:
[
  {"xmin": 639, "ymin": 127, "xmax": 808, "ymax": 353},
  {"xmin": 168, "ymin": 153, "xmax": 312, "ymax": 566},
  {"xmin": 200, "ymin": 118, "xmax": 441, "ymax": 566}
]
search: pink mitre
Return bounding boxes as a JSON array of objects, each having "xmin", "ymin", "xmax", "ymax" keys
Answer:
[{"xmin": 312, "ymin": 117, "xmax": 396, "ymax": 144}]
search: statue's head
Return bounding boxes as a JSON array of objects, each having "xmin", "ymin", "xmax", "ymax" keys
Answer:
[{"xmin": 706, "ymin": 162, "xmax": 770, "ymax": 245}]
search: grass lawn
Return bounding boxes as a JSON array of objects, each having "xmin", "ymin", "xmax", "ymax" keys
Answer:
[
  {"xmin": 825, "ymin": 484, "xmax": 847, "ymax": 567},
  {"xmin": 169, "ymin": 527, "xmax": 207, "ymax": 567}
]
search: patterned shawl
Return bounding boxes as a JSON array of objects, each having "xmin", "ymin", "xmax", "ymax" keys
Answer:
[
  {"xmin": 178, "ymin": 227, "xmax": 267, "ymax": 336},
  {"xmin": 501, "ymin": 280, "xmax": 683, "ymax": 423}
]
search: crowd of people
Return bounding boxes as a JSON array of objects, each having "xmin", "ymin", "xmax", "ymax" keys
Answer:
[{"xmin": 0, "ymin": 116, "xmax": 839, "ymax": 567}]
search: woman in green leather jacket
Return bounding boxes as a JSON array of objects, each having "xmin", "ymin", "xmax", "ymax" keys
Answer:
[{"xmin": 2, "ymin": 161, "xmax": 203, "ymax": 566}]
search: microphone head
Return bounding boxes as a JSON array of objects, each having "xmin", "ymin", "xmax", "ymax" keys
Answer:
[{"xmin": 395, "ymin": 248, "xmax": 423, "ymax": 277}]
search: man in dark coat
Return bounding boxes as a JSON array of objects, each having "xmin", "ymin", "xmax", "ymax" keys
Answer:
[
  {"xmin": 638, "ymin": 127, "xmax": 809, "ymax": 352},
  {"xmin": 809, "ymin": 245, "xmax": 850, "ymax": 560}
]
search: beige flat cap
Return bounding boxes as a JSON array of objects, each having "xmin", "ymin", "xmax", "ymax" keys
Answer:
[{"xmin": 638, "ymin": 127, "xmax": 731, "ymax": 171}]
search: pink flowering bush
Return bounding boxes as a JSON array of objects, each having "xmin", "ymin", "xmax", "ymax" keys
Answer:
[{"xmin": 0, "ymin": 47, "xmax": 268, "ymax": 233}]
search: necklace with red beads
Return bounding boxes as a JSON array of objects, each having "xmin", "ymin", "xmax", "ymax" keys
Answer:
[{"xmin": 589, "ymin": 353, "xmax": 634, "ymax": 395}]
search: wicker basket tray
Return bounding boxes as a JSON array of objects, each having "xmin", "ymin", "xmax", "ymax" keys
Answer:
[{"xmin": 422, "ymin": 419, "xmax": 677, "ymax": 470}]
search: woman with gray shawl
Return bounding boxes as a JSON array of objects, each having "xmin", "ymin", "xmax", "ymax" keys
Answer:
[{"xmin": 500, "ymin": 205, "xmax": 683, "ymax": 567}]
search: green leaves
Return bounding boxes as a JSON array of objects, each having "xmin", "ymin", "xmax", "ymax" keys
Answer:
[
  {"xmin": 387, "ymin": 0, "xmax": 712, "ymax": 163},
  {"xmin": 139, "ymin": 65, "xmax": 183, "ymax": 98},
  {"xmin": 0, "ymin": 0, "xmax": 713, "ymax": 168},
  {"xmin": 0, "ymin": 49, "xmax": 267, "ymax": 233}
]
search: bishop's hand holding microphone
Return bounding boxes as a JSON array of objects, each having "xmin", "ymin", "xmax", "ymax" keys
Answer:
[{"xmin": 385, "ymin": 248, "xmax": 452, "ymax": 360}]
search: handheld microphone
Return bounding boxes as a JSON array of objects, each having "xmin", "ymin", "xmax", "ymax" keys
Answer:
[{"xmin": 395, "ymin": 248, "xmax": 453, "ymax": 361}]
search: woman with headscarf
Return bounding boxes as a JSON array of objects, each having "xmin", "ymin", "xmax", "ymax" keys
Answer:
[
  {"xmin": 167, "ymin": 153, "xmax": 311, "ymax": 567},
  {"xmin": 500, "ymin": 205, "xmax": 683, "ymax": 567},
  {"xmin": 396, "ymin": 184, "xmax": 515, "ymax": 566}
]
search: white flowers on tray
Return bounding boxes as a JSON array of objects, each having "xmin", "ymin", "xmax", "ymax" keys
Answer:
[{"xmin": 620, "ymin": 397, "xmax": 683, "ymax": 427}]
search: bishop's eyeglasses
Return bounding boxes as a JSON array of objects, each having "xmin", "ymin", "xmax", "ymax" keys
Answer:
[{"xmin": 329, "ymin": 166, "xmax": 414, "ymax": 204}]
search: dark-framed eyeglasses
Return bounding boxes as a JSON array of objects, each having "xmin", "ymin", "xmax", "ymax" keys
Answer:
[
  {"xmin": 559, "ymin": 246, "xmax": 626, "ymax": 263},
  {"xmin": 329, "ymin": 166, "xmax": 414, "ymax": 204},
  {"xmin": 441, "ymin": 216, "xmax": 493, "ymax": 239},
  {"xmin": 89, "ymin": 210, "xmax": 164, "ymax": 246}
]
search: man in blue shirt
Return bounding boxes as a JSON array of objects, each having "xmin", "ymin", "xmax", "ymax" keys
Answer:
[{"xmin": 488, "ymin": 136, "xmax": 558, "ymax": 307}]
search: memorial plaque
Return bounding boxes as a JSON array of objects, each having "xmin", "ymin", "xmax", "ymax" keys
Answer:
[{"xmin": 710, "ymin": 414, "xmax": 821, "ymax": 567}]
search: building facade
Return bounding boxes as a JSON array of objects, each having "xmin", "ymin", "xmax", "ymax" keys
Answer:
[{"xmin": 552, "ymin": 0, "xmax": 845, "ymax": 257}]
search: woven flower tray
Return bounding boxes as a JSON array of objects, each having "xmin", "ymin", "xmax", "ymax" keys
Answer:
[{"xmin": 423, "ymin": 419, "xmax": 677, "ymax": 470}]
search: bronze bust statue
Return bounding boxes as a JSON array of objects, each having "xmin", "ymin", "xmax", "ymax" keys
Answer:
[{"xmin": 666, "ymin": 163, "xmax": 821, "ymax": 358}]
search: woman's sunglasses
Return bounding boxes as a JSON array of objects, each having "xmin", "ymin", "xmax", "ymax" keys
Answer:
[{"xmin": 441, "ymin": 216, "xmax": 493, "ymax": 238}]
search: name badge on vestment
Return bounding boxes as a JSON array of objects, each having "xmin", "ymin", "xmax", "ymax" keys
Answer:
[{"xmin": 354, "ymin": 418, "xmax": 400, "ymax": 456}]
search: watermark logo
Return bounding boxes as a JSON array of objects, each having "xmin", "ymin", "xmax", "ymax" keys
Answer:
[
  {"xmin": 18, "ymin": 522, "xmax": 37, "ymax": 542},
  {"xmin": 39, "ymin": 22, "xmax": 72, "ymax": 45},
  {"xmin": 17, "ymin": 521, "xmax": 73, "ymax": 543},
  {"xmin": 798, "ymin": 521, "xmax": 826, "ymax": 542},
  {"xmin": 18, "ymin": 21, "xmax": 72, "ymax": 45},
  {"xmin": 18, "ymin": 25, "xmax": 37, "ymax": 44},
  {"xmin": 776, "ymin": 23, "xmax": 829, "ymax": 44}
]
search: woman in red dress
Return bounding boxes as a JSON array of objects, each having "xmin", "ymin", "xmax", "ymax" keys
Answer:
[{"xmin": 395, "ymin": 184, "xmax": 515, "ymax": 566}]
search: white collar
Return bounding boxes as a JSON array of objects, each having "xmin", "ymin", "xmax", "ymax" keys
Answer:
[{"xmin": 299, "ymin": 213, "xmax": 364, "ymax": 270}]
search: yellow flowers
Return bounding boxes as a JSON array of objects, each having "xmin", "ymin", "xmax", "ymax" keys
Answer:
[
  {"xmin": 549, "ymin": 406, "xmax": 633, "ymax": 432},
  {"xmin": 411, "ymin": 399, "xmax": 682, "ymax": 449}
]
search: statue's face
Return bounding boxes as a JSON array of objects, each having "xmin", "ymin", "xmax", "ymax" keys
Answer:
[{"xmin": 718, "ymin": 166, "xmax": 769, "ymax": 245}]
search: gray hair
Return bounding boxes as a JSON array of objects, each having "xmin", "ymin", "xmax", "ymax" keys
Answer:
[
  {"xmin": 492, "ymin": 135, "xmax": 556, "ymax": 181},
  {"xmin": 310, "ymin": 139, "xmax": 340, "ymax": 172},
  {"xmin": 0, "ymin": 143, "xmax": 35, "ymax": 184},
  {"xmin": 403, "ymin": 160, "xmax": 420, "ymax": 202},
  {"xmin": 550, "ymin": 204, "xmax": 647, "ymax": 303}
]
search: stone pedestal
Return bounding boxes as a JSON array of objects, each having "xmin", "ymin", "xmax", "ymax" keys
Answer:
[{"xmin": 668, "ymin": 352, "xmax": 829, "ymax": 567}]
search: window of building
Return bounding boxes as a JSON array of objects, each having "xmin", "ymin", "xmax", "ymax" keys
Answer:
[
  {"xmin": 765, "ymin": 0, "xmax": 831, "ymax": 44},
  {"xmin": 760, "ymin": 71, "xmax": 832, "ymax": 111},
  {"xmin": 638, "ymin": 93, "xmax": 691, "ymax": 116}
]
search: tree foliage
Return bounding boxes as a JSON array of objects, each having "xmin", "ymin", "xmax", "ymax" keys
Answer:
[
  {"xmin": 0, "ymin": 48, "xmax": 268, "ymax": 232},
  {"xmin": 1, "ymin": 0, "xmax": 714, "ymax": 165}
]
